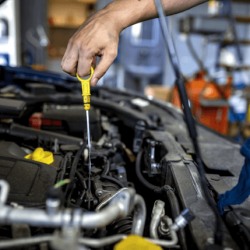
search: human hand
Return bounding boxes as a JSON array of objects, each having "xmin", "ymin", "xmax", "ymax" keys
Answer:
[{"xmin": 61, "ymin": 9, "xmax": 122, "ymax": 86}]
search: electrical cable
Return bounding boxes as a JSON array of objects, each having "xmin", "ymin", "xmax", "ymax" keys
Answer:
[
  {"xmin": 69, "ymin": 141, "xmax": 87, "ymax": 183},
  {"xmin": 76, "ymin": 171, "xmax": 88, "ymax": 190},
  {"xmin": 54, "ymin": 179, "xmax": 71, "ymax": 189},
  {"xmin": 65, "ymin": 141, "xmax": 87, "ymax": 201},
  {"xmin": 60, "ymin": 152, "xmax": 73, "ymax": 181},
  {"xmin": 154, "ymin": 0, "xmax": 223, "ymax": 245}
]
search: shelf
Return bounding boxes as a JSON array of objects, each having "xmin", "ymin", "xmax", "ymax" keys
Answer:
[
  {"xmin": 235, "ymin": 16, "xmax": 250, "ymax": 23},
  {"xmin": 232, "ymin": 0, "xmax": 250, "ymax": 2},
  {"xmin": 49, "ymin": 25, "xmax": 79, "ymax": 29},
  {"xmin": 209, "ymin": 15, "xmax": 250, "ymax": 23},
  {"xmin": 210, "ymin": 39, "xmax": 250, "ymax": 45}
]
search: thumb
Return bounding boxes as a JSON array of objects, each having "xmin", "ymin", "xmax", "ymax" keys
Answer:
[{"xmin": 90, "ymin": 49, "xmax": 117, "ymax": 86}]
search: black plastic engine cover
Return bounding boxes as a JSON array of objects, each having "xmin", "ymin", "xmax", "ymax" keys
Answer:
[
  {"xmin": 42, "ymin": 106, "xmax": 102, "ymax": 141},
  {"xmin": 0, "ymin": 141, "xmax": 58, "ymax": 206}
]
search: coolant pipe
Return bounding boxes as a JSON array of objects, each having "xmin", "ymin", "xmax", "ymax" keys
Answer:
[
  {"xmin": 0, "ymin": 180, "xmax": 9, "ymax": 206},
  {"xmin": 0, "ymin": 233, "xmax": 179, "ymax": 249},
  {"xmin": 0, "ymin": 181, "xmax": 140, "ymax": 230},
  {"xmin": 96, "ymin": 188, "xmax": 146, "ymax": 236},
  {"xmin": 131, "ymin": 194, "xmax": 147, "ymax": 236},
  {"xmin": 150, "ymin": 200, "xmax": 165, "ymax": 239}
]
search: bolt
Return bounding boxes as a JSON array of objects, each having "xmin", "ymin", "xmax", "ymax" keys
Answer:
[
  {"xmin": 96, "ymin": 191, "xmax": 103, "ymax": 197},
  {"xmin": 119, "ymin": 175, "xmax": 123, "ymax": 179},
  {"xmin": 207, "ymin": 238, "xmax": 214, "ymax": 245}
]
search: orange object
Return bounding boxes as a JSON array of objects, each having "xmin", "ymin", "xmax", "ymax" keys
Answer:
[{"xmin": 172, "ymin": 71, "xmax": 232, "ymax": 135}]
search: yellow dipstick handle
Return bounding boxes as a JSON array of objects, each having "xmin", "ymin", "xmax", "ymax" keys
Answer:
[{"xmin": 76, "ymin": 67, "xmax": 94, "ymax": 111}]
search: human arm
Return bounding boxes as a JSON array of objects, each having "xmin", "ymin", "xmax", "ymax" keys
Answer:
[{"xmin": 61, "ymin": 0, "xmax": 207, "ymax": 86}]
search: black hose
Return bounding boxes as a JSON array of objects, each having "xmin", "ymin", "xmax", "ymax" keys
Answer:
[
  {"xmin": 101, "ymin": 157, "xmax": 110, "ymax": 177},
  {"xmin": 135, "ymin": 150, "xmax": 162, "ymax": 193},
  {"xmin": 100, "ymin": 175, "xmax": 125, "ymax": 188},
  {"xmin": 60, "ymin": 152, "xmax": 73, "ymax": 181},
  {"xmin": 162, "ymin": 185, "xmax": 187, "ymax": 250},
  {"xmin": 76, "ymin": 171, "xmax": 88, "ymax": 190},
  {"xmin": 69, "ymin": 141, "xmax": 87, "ymax": 182},
  {"xmin": 154, "ymin": 0, "xmax": 223, "ymax": 244},
  {"xmin": 65, "ymin": 141, "xmax": 87, "ymax": 198},
  {"xmin": 99, "ymin": 156, "xmax": 124, "ymax": 188}
]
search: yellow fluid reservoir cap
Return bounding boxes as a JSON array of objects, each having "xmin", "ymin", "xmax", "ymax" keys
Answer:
[
  {"xmin": 114, "ymin": 235, "xmax": 163, "ymax": 250},
  {"xmin": 25, "ymin": 147, "xmax": 54, "ymax": 164}
]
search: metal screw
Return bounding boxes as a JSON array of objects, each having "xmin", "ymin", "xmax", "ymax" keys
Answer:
[
  {"xmin": 96, "ymin": 191, "xmax": 103, "ymax": 197},
  {"xmin": 207, "ymin": 238, "xmax": 214, "ymax": 245},
  {"xmin": 119, "ymin": 175, "xmax": 123, "ymax": 179}
]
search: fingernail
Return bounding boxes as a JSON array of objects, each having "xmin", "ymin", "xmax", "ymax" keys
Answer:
[{"xmin": 91, "ymin": 78, "xmax": 98, "ymax": 86}]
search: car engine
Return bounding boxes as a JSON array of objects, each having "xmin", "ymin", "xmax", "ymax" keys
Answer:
[{"xmin": 0, "ymin": 68, "xmax": 248, "ymax": 250}]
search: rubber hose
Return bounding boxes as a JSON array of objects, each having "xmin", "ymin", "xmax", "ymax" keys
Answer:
[
  {"xmin": 60, "ymin": 152, "xmax": 73, "ymax": 181},
  {"xmin": 162, "ymin": 185, "xmax": 187, "ymax": 250},
  {"xmin": 65, "ymin": 141, "xmax": 87, "ymax": 198},
  {"xmin": 101, "ymin": 157, "xmax": 110, "ymax": 177},
  {"xmin": 76, "ymin": 171, "xmax": 87, "ymax": 190},
  {"xmin": 100, "ymin": 176, "xmax": 125, "ymax": 188},
  {"xmin": 69, "ymin": 141, "xmax": 87, "ymax": 182},
  {"xmin": 135, "ymin": 150, "xmax": 161, "ymax": 193}
]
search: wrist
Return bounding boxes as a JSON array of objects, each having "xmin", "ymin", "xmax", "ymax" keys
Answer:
[{"xmin": 102, "ymin": 2, "xmax": 134, "ymax": 33}]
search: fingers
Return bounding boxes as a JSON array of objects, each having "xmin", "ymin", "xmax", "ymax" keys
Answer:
[
  {"xmin": 90, "ymin": 49, "xmax": 117, "ymax": 86},
  {"xmin": 77, "ymin": 48, "xmax": 94, "ymax": 77},
  {"xmin": 92, "ymin": 56, "xmax": 97, "ymax": 68},
  {"xmin": 61, "ymin": 40, "xmax": 79, "ymax": 76}
]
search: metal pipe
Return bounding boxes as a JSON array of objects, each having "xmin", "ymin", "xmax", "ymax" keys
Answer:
[
  {"xmin": 150, "ymin": 200, "xmax": 165, "ymax": 239},
  {"xmin": 0, "ymin": 233, "xmax": 179, "ymax": 249},
  {"xmin": 96, "ymin": 189, "xmax": 147, "ymax": 236},
  {"xmin": 152, "ymin": 230, "xmax": 178, "ymax": 247},
  {"xmin": 0, "ymin": 180, "xmax": 9, "ymax": 206},
  {"xmin": 0, "ymin": 181, "xmax": 137, "ymax": 230},
  {"xmin": 131, "ymin": 194, "xmax": 147, "ymax": 236},
  {"xmin": 95, "ymin": 188, "xmax": 129, "ymax": 212},
  {"xmin": 0, "ymin": 200, "xmax": 126, "ymax": 229},
  {"xmin": 81, "ymin": 203, "xmax": 124, "ymax": 229},
  {"xmin": 0, "ymin": 207, "xmax": 76, "ymax": 227},
  {"xmin": 78, "ymin": 235, "xmax": 127, "ymax": 248},
  {"xmin": 151, "ymin": 237, "xmax": 179, "ymax": 248},
  {"xmin": 0, "ymin": 235, "xmax": 52, "ymax": 249}
]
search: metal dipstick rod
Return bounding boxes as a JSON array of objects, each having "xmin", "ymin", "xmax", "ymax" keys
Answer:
[
  {"xmin": 86, "ymin": 110, "xmax": 91, "ymax": 190},
  {"xmin": 77, "ymin": 67, "xmax": 94, "ymax": 193}
]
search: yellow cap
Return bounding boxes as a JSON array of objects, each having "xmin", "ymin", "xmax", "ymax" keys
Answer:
[
  {"xmin": 25, "ymin": 148, "xmax": 54, "ymax": 165},
  {"xmin": 77, "ymin": 67, "xmax": 94, "ymax": 111},
  {"xmin": 114, "ymin": 235, "xmax": 162, "ymax": 250}
]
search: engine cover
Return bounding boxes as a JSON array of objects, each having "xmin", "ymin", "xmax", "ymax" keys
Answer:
[{"xmin": 0, "ymin": 141, "xmax": 58, "ymax": 206}]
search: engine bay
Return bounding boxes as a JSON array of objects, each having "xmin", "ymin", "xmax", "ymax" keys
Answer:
[{"xmin": 0, "ymin": 67, "xmax": 248, "ymax": 250}]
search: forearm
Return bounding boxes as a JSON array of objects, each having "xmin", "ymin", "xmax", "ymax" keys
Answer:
[
  {"xmin": 62, "ymin": 0, "xmax": 207, "ymax": 83},
  {"xmin": 103, "ymin": 0, "xmax": 207, "ymax": 32}
]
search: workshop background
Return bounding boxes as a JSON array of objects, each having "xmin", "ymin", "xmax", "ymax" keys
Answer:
[{"xmin": 1, "ymin": 0, "xmax": 250, "ymax": 142}]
